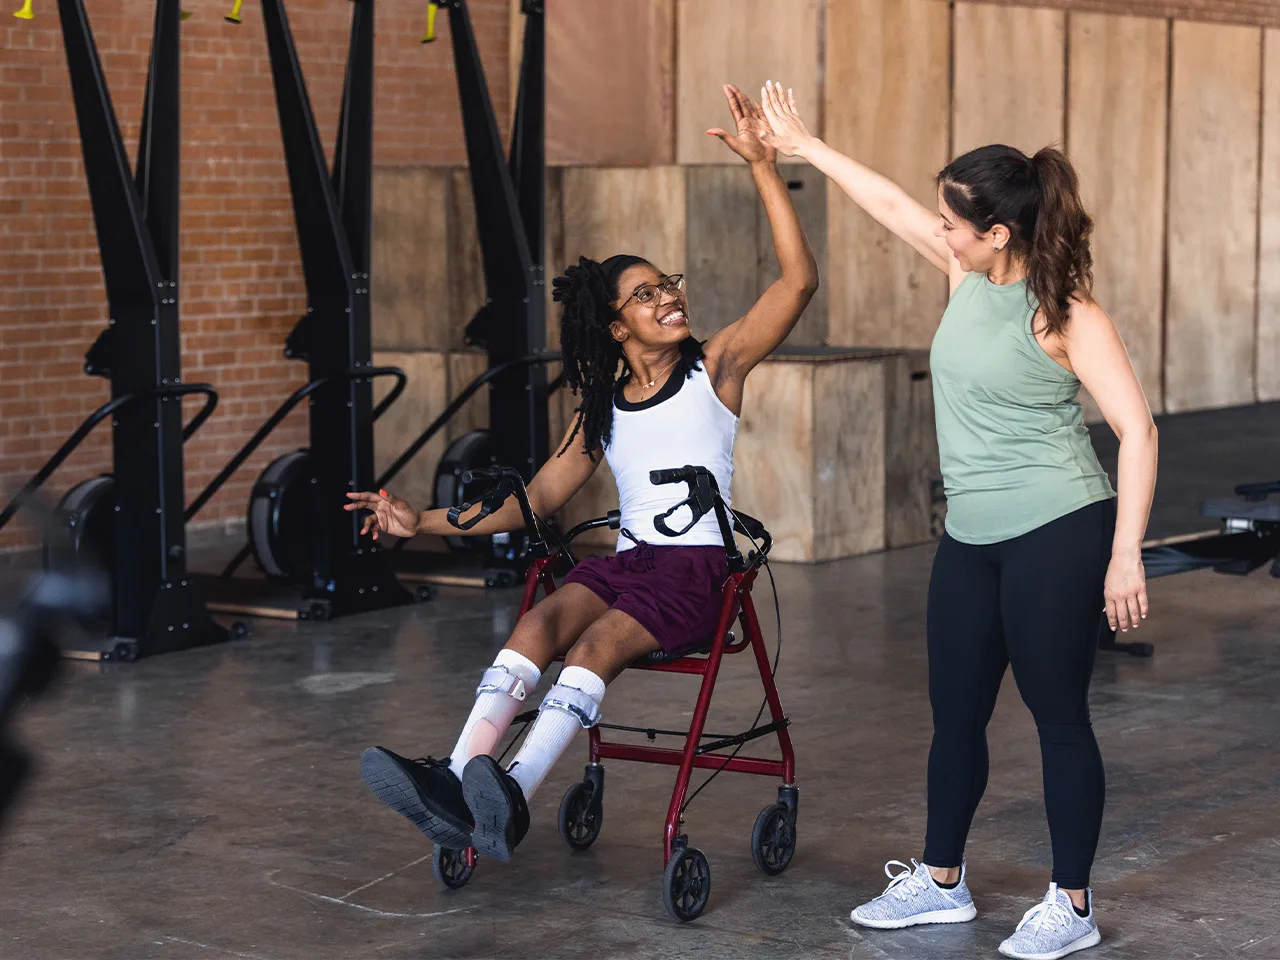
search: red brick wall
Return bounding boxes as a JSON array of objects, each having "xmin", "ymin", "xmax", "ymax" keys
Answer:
[
  {"xmin": 0, "ymin": 0, "xmax": 510, "ymax": 550},
  {"xmin": 976, "ymin": 0, "xmax": 1280, "ymax": 29}
]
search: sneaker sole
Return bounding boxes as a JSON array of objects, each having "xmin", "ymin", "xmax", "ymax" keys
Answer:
[
  {"xmin": 359, "ymin": 748, "xmax": 472, "ymax": 850},
  {"xmin": 462, "ymin": 758, "xmax": 517, "ymax": 864},
  {"xmin": 850, "ymin": 903, "xmax": 978, "ymax": 929},
  {"xmin": 998, "ymin": 927, "xmax": 1102, "ymax": 960}
]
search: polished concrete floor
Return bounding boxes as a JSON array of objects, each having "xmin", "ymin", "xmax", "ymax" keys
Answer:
[{"xmin": 0, "ymin": 405, "xmax": 1277, "ymax": 960}]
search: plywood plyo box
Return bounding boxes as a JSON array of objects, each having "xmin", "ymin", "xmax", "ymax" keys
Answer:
[{"xmin": 732, "ymin": 348, "xmax": 940, "ymax": 562}]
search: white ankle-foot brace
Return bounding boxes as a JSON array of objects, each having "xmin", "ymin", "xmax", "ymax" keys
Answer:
[
  {"xmin": 507, "ymin": 665, "xmax": 606, "ymax": 800},
  {"xmin": 448, "ymin": 649, "xmax": 542, "ymax": 779}
]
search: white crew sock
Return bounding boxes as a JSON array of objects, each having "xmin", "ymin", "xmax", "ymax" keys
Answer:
[
  {"xmin": 448, "ymin": 649, "xmax": 542, "ymax": 780},
  {"xmin": 507, "ymin": 665, "xmax": 607, "ymax": 800}
]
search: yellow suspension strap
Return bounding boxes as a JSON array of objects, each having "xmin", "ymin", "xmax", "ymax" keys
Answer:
[
  {"xmin": 224, "ymin": 0, "xmax": 242, "ymax": 23},
  {"xmin": 421, "ymin": 1, "xmax": 437, "ymax": 44},
  {"xmin": 12, "ymin": 0, "xmax": 34, "ymax": 20}
]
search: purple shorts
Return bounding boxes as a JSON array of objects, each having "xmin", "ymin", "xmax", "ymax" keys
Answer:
[{"xmin": 563, "ymin": 543, "xmax": 730, "ymax": 657}]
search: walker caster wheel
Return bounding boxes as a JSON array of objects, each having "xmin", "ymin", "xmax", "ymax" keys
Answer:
[
  {"xmin": 558, "ymin": 780, "xmax": 603, "ymax": 851},
  {"xmin": 432, "ymin": 845, "xmax": 475, "ymax": 890},
  {"xmin": 662, "ymin": 845, "xmax": 710, "ymax": 922},
  {"xmin": 751, "ymin": 802, "xmax": 797, "ymax": 875}
]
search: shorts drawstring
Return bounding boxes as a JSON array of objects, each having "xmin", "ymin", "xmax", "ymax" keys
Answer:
[{"xmin": 619, "ymin": 528, "xmax": 656, "ymax": 572}]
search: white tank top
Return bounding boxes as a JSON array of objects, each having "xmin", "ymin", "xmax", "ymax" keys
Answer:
[{"xmin": 603, "ymin": 363, "xmax": 738, "ymax": 551}]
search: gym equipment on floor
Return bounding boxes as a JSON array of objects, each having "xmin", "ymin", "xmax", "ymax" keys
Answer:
[
  {"xmin": 433, "ymin": 467, "xmax": 795, "ymax": 923},
  {"xmin": 1101, "ymin": 479, "xmax": 1279, "ymax": 658},
  {"xmin": 0, "ymin": 0, "xmax": 236, "ymax": 661},
  {"xmin": 187, "ymin": 0, "xmax": 419, "ymax": 621},
  {"xmin": 378, "ymin": 0, "xmax": 557, "ymax": 590}
]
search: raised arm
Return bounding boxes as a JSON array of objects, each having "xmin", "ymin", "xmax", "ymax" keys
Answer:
[
  {"xmin": 758, "ymin": 80, "xmax": 957, "ymax": 282},
  {"xmin": 345, "ymin": 417, "xmax": 601, "ymax": 541},
  {"xmin": 701, "ymin": 85, "xmax": 819, "ymax": 408}
]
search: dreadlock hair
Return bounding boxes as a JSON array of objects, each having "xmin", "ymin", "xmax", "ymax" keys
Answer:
[{"xmin": 553, "ymin": 254, "xmax": 704, "ymax": 460}]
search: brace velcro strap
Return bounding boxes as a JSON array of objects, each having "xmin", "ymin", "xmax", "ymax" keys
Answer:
[
  {"xmin": 476, "ymin": 665, "xmax": 527, "ymax": 702},
  {"xmin": 539, "ymin": 682, "xmax": 601, "ymax": 728}
]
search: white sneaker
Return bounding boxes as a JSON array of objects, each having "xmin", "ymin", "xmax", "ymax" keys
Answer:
[
  {"xmin": 849, "ymin": 858, "xmax": 978, "ymax": 929},
  {"xmin": 999, "ymin": 884, "xmax": 1101, "ymax": 960}
]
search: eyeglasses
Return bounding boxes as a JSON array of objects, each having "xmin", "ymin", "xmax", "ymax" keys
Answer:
[{"xmin": 617, "ymin": 274, "xmax": 685, "ymax": 311}]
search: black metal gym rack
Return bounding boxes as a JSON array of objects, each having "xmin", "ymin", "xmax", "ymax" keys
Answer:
[
  {"xmin": 0, "ymin": 0, "xmax": 232, "ymax": 660},
  {"xmin": 380, "ymin": 0, "xmax": 560, "ymax": 589},
  {"xmin": 187, "ymin": 0, "xmax": 419, "ymax": 621}
]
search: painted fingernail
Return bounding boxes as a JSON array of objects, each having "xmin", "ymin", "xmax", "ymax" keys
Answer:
[{"xmin": 379, "ymin": 489, "xmax": 388, "ymax": 497}]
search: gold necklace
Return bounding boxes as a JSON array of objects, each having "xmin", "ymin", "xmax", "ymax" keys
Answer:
[{"xmin": 638, "ymin": 357, "xmax": 679, "ymax": 397}]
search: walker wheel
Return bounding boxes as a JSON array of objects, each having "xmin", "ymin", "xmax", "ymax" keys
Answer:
[
  {"xmin": 557, "ymin": 780, "xmax": 603, "ymax": 851},
  {"xmin": 662, "ymin": 845, "xmax": 711, "ymax": 922},
  {"xmin": 750, "ymin": 802, "xmax": 797, "ymax": 876},
  {"xmin": 432, "ymin": 845, "xmax": 475, "ymax": 890}
]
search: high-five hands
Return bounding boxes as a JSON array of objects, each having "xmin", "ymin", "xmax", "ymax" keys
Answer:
[
  {"xmin": 758, "ymin": 79, "xmax": 816, "ymax": 158},
  {"xmin": 344, "ymin": 489, "xmax": 420, "ymax": 540},
  {"xmin": 706, "ymin": 83, "xmax": 776, "ymax": 165}
]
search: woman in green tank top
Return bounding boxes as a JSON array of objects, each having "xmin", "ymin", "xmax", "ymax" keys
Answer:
[{"xmin": 757, "ymin": 82, "xmax": 1158, "ymax": 960}]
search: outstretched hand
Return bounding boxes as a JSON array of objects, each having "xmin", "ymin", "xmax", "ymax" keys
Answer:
[
  {"xmin": 758, "ymin": 79, "xmax": 815, "ymax": 158},
  {"xmin": 706, "ymin": 83, "xmax": 775, "ymax": 165},
  {"xmin": 344, "ymin": 488, "xmax": 420, "ymax": 540}
]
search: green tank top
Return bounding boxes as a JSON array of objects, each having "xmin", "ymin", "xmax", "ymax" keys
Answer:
[{"xmin": 929, "ymin": 272, "xmax": 1115, "ymax": 544}]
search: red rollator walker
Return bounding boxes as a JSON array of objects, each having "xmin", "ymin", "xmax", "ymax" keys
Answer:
[{"xmin": 431, "ymin": 465, "xmax": 797, "ymax": 922}]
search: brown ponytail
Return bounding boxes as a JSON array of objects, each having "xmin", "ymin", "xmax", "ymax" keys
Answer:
[{"xmin": 939, "ymin": 144, "xmax": 1094, "ymax": 336}]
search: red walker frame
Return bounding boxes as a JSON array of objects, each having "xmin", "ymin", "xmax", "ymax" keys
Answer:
[
  {"xmin": 437, "ymin": 465, "xmax": 797, "ymax": 920},
  {"xmin": 519, "ymin": 544, "xmax": 797, "ymax": 865}
]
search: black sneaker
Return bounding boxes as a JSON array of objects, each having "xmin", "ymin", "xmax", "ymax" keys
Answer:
[
  {"xmin": 461, "ymin": 755, "xmax": 530, "ymax": 863},
  {"xmin": 359, "ymin": 747, "xmax": 473, "ymax": 849}
]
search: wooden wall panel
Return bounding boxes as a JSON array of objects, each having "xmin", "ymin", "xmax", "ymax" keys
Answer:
[
  {"xmin": 448, "ymin": 169, "xmax": 487, "ymax": 353},
  {"xmin": 826, "ymin": 0, "xmax": 951, "ymax": 349},
  {"xmin": 544, "ymin": 0, "xmax": 675, "ymax": 166},
  {"xmin": 371, "ymin": 169, "xmax": 450, "ymax": 350},
  {"xmin": 1165, "ymin": 21, "xmax": 1262, "ymax": 410},
  {"xmin": 953, "ymin": 4, "xmax": 1067, "ymax": 155},
  {"xmin": 1259, "ymin": 29, "xmax": 1280, "ymax": 401},
  {"xmin": 685, "ymin": 166, "xmax": 760, "ymax": 337},
  {"xmin": 757, "ymin": 166, "xmax": 829, "ymax": 345},
  {"xmin": 1068, "ymin": 13, "xmax": 1170, "ymax": 415},
  {"xmin": 558, "ymin": 167, "xmax": 687, "ymax": 275},
  {"xmin": 373, "ymin": 351, "xmax": 448, "ymax": 509},
  {"xmin": 675, "ymin": 0, "xmax": 821, "ymax": 164},
  {"xmin": 553, "ymin": 389, "xmax": 619, "ymax": 548},
  {"xmin": 685, "ymin": 166, "xmax": 828, "ymax": 344},
  {"xmin": 446, "ymin": 351, "xmax": 489, "ymax": 445}
]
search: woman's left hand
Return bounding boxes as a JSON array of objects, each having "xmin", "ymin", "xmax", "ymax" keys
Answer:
[
  {"xmin": 1104, "ymin": 549, "xmax": 1149, "ymax": 632},
  {"xmin": 706, "ymin": 83, "xmax": 776, "ymax": 165}
]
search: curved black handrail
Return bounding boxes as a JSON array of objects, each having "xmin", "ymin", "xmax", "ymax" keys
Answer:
[
  {"xmin": 374, "ymin": 352, "xmax": 561, "ymax": 491},
  {"xmin": 0, "ymin": 382, "xmax": 220, "ymax": 533},
  {"xmin": 184, "ymin": 365, "xmax": 406, "ymax": 523}
]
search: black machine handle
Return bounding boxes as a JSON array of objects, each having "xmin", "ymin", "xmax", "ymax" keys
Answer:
[
  {"xmin": 0, "ymin": 382, "xmax": 219, "ymax": 534},
  {"xmin": 185, "ymin": 366, "xmax": 405, "ymax": 523}
]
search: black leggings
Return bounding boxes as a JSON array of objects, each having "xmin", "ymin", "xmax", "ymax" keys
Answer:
[{"xmin": 922, "ymin": 499, "xmax": 1115, "ymax": 889}]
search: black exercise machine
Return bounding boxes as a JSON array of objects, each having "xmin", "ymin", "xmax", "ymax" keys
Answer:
[
  {"xmin": 1101, "ymin": 479, "xmax": 1280, "ymax": 658},
  {"xmin": 189, "ymin": 0, "xmax": 420, "ymax": 621},
  {"xmin": 380, "ymin": 0, "xmax": 560, "ymax": 588},
  {"xmin": 0, "ymin": 0, "xmax": 234, "ymax": 661}
]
